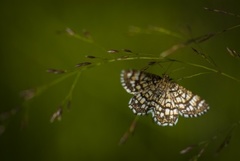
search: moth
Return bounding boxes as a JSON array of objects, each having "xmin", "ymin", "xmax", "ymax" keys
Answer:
[{"xmin": 121, "ymin": 70, "xmax": 209, "ymax": 126}]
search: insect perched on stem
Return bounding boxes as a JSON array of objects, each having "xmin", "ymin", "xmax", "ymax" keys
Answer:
[{"xmin": 121, "ymin": 70, "xmax": 210, "ymax": 126}]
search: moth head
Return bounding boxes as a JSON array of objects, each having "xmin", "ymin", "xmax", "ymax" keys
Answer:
[{"xmin": 162, "ymin": 74, "xmax": 172, "ymax": 81}]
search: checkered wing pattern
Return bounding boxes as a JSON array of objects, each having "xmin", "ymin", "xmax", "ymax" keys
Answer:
[
  {"xmin": 168, "ymin": 84, "xmax": 209, "ymax": 118},
  {"xmin": 121, "ymin": 69, "xmax": 210, "ymax": 126},
  {"xmin": 128, "ymin": 93, "xmax": 151, "ymax": 115},
  {"xmin": 120, "ymin": 70, "xmax": 162, "ymax": 94}
]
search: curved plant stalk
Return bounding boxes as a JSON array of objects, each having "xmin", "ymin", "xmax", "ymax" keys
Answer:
[
  {"xmin": 1, "ymin": 18, "xmax": 240, "ymax": 151},
  {"xmin": 57, "ymin": 25, "xmax": 240, "ymax": 145}
]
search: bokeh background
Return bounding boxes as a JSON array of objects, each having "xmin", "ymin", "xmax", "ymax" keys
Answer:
[{"xmin": 1, "ymin": 0, "xmax": 240, "ymax": 161}]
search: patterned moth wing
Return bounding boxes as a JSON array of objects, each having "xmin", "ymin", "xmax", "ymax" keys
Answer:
[
  {"xmin": 127, "ymin": 93, "xmax": 151, "ymax": 116},
  {"xmin": 168, "ymin": 84, "xmax": 209, "ymax": 118},
  {"xmin": 121, "ymin": 69, "xmax": 210, "ymax": 126},
  {"xmin": 120, "ymin": 70, "xmax": 162, "ymax": 94}
]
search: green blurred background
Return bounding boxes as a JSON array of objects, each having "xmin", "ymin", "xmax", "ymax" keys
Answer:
[{"xmin": 1, "ymin": 0, "xmax": 240, "ymax": 161}]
